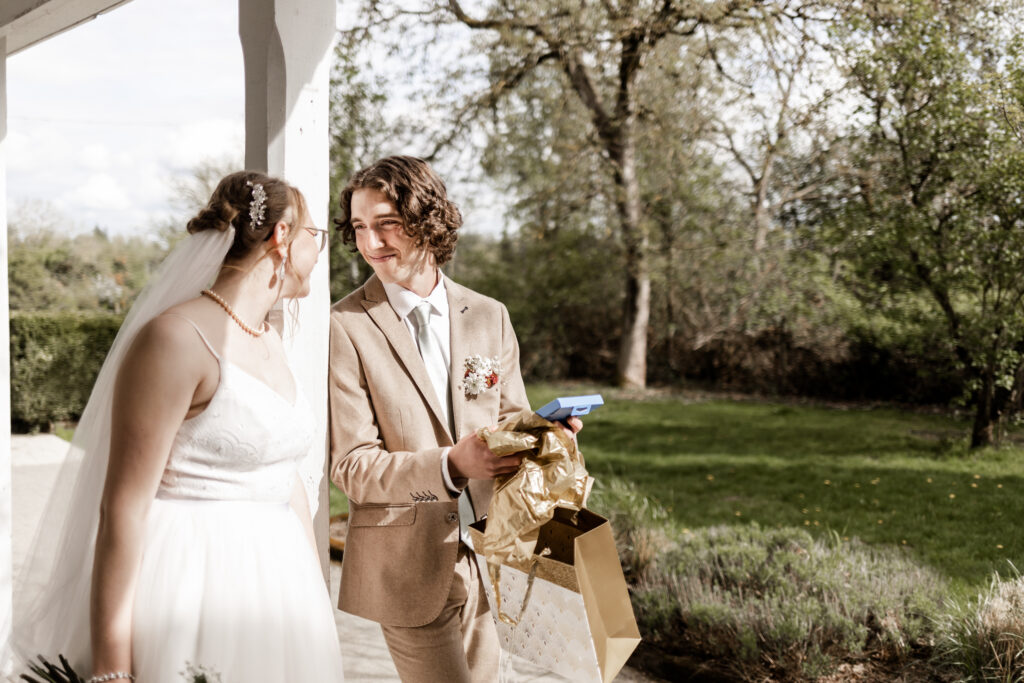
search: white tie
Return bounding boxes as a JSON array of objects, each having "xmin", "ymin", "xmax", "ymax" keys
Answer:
[
  {"xmin": 410, "ymin": 302, "xmax": 451, "ymax": 428},
  {"xmin": 410, "ymin": 302, "xmax": 475, "ymax": 545}
]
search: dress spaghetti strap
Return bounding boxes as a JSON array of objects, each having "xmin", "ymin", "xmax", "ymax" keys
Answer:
[{"xmin": 163, "ymin": 313, "xmax": 221, "ymax": 361}]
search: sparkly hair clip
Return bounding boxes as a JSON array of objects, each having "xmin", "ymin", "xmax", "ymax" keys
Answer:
[{"xmin": 246, "ymin": 180, "xmax": 268, "ymax": 230}]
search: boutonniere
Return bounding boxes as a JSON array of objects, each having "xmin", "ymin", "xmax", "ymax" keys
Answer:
[{"xmin": 462, "ymin": 354, "xmax": 501, "ymax": 398}]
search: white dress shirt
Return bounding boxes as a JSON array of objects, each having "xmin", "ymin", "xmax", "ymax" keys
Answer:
[{"xmin": 381, "ymin": 274, "xmax": 461, "ymax": 494}]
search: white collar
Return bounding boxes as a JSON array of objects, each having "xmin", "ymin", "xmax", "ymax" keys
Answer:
[{"xmin": 382, "ymin": 271, "xmax": 449, "ymax": 321}]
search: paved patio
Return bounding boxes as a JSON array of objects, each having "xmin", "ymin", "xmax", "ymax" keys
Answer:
[{"xmin": 11, "ymin": 434, "xmax": 654, "ymax": 682}]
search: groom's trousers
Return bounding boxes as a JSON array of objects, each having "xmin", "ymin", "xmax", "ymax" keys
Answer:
[{"xmin": 380, "ymin": 544, "xmax": 499, "ymax": 682}]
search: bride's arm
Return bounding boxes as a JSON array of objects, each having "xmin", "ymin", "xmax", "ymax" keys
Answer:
[{"xmin": 89, "ymin": 317, "xmax": 205, "ymax": 676}]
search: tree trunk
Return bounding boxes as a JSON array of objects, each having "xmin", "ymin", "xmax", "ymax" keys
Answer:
[
  {"xmin": 753, "ymin": 181, "xmax": 772, "ymax": 253},
  {"xmin": 970, "ymin": 371, "xmax": 995, "ymax": 448},
  {"xmin": 660, "ymin": 210, "xmax": 679, "ymax": 375},
  {"xmin": 613, "ymin": 128, "xmax": 649, "ymax": 389}
]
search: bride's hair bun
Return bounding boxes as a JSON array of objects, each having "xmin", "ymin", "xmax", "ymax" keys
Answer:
[
  {"xmin": 187, "ymin": 170, "xmax": 308, "ymax": 261},
  {"xmin": 186, "ymin": 198, "xmax": 239, "ymax": 235}
]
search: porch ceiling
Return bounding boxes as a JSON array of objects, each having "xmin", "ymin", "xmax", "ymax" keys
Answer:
[{"xmin": 0, "ymin": 0, "xmax": 132, "ymax": 56}]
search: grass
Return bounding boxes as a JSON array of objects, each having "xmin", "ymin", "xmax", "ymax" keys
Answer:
[
  {"xmin": 526, "ymin": 384, "xmax": 1024, "ymax": 597},
  {"xmin": 936, "ymin": 570, "xmax": 1024, "ymax": 680},
  {"xmin": 54, "ymin": 424, "xmax": 75, "ymax": 442},
  {"xmin": 329, "ymin": 481, "xmax": 348, "ymax": 516}
]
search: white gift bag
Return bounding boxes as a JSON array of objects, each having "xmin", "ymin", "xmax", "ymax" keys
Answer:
[{"xmin": 470, "ymin": 507, "xmax": 641, "ymax": 683}]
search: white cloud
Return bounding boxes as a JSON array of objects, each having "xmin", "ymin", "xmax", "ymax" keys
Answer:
[
  {"xmin": 162, "ymin": 119, "xmax": 245, "ymax": 170},
  {"xmin": 62, "ymin": 172, "xmax": 131, "ymax": 211},
  {"xmin": 6, "ymin": 0, "xmax": 244, "ymax": 236},
  {"xmin": 80, "ymin": 144, "xmax": 111, "ymax": 170}
]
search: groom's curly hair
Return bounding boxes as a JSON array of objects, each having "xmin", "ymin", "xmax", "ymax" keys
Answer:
[{"xmin": 335, "ymin": 156, "xmax": 462, "ymax": 266}]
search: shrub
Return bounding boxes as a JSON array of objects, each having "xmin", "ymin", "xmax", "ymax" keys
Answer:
[
  {"xmin": 588, "ymin": 480, "xmax": 949, "ymax": 681},
  {"xmin": 10, "ymin": 311, "xmax": 122, "ymax": 432},
  {"xmin": 937, "ymin": 570, "xmax": 1024, "ymax": 681}
]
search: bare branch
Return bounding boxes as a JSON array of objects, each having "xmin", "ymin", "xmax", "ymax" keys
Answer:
[
  {"xmin": 422, "ymin": 49, "xmax": 560, "ymax": 161},
  {"xmin": 717, "ymin": 124, "xmax": 759, "ymax": 186},
  {"xmin": 560, "ymin": 50, "xmax": 616, "ymax": 145},
  {"xmin": 446, "ymin": 0, "xmax": 554, "ymax": 44}
]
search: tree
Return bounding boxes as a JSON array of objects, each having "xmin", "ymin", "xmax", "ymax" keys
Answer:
[
  {"xmin": 7, "ymin": 201, "xmax": 166, "ymax": 314},
  {"xmin": 348, "ymin": 0, "xmax": 780, "ymax": 387},
  {"xmin": 326, "ymin": 31, "xmax": 394, "ymax": 300},
  {"xmin": 826, "ymin": 0, "xmax": 1024, "ymax": 447},
  {"xmin": 451, "ymin": 0, "xmax": 775, "ymax": 388},
  {"xmin": 706, "ymin": 5, "xmax": 840, "ymax": 258},
  {"xmin": 473, "ymin": 41, "xmax": 758, "ymax": 377}
]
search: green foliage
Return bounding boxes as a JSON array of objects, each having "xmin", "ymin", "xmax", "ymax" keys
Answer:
[
  {"xmin": 326, "ymin": 33, "xmax": 391, "ymax": 302},
  {"xmin": 823, "ymin": 0, "xmax": 1024, "ymax": 445},
  {"xmin": 10, "ymin": 311, "xmax": 122, "ymax": 432},
  {"xmin": 8, "ymin": 217, "xmax": 166, "ymax": 314},
  {"xmin": 472, "ymin": 4, "xmax": 774, "ymax": 383},
  {"xmin": 329, "ymin": 481, "xmax": 349, "ymax": 516},
  {"xmin": 451, "ymin": 228, "xmax": 623, "ymax": 379},
  {"xmin": 19, "ymin": 654, "xmax": 84, "ymax": 683},
  {"xmin": 326, "ymin": 1, "xmax": 1024, "ymax": 432}
]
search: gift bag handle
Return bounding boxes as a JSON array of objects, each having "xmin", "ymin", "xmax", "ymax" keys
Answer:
[{"xmin": 497, "ymin": 554, "xmax": 544, "ymax": 626}]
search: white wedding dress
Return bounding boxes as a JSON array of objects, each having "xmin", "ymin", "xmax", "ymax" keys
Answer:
[
  {"xmin": 12, "ymin": 228, "xmax": 344, "ymax": 682},
  {"xmin": 125, "ymin": 322, "xmax": 344, "ymax": 681}
]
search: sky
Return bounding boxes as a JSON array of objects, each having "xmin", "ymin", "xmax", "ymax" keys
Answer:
[{"xmin": 7, "ymin": 0, "xmax": 249, "ymax": 236}]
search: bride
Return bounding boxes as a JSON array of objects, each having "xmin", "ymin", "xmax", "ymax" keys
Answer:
[{"xmin": 12, "ymin": 172, "xmax": 344, "ymax": 682}]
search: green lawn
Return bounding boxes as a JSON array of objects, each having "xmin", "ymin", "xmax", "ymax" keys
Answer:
[
  {"xmin": 329, "ymin": 481, "xmax": 348, "ymax": 516},
  {"xmin": 525, "ymin": 384, "xmax": 1024, "ymax": 596}
]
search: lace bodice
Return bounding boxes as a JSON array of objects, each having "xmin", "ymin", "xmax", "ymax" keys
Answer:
[{"xmin": 157, "ymin": 360, "xmax": 314, "ymax": 503}]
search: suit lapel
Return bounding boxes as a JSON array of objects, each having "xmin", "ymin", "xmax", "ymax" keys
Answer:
[
  {"xmin": 361, "ymin": 275, "xmax": 452, "ymax": 442},
  {"xmin": 447, "ymin": 280, "xmax": 475, "ymax": 441}
]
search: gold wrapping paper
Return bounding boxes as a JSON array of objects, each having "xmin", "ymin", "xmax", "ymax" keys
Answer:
[{"xmin": 478, "ymin": 410, "xmax": 591, "ymax": 622}]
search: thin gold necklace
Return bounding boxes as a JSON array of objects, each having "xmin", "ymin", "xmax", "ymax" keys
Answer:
[{"xmin": 201, "ymin": 289, "xmax": 269, "ymax": 337}]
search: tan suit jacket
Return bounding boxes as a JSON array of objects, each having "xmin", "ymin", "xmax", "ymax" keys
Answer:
[{"xmin": 329, "ymin": 274, "xmax": 530, "ymax": 627}]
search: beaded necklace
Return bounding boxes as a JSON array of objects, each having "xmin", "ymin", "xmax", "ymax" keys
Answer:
[{"xmin": 201, "ymin": 289, "xmax": 269, "ymax": 337}]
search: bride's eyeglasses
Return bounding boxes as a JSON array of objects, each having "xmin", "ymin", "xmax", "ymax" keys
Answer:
[{"xmin": 303, "ymin": 227, "xmax": 330, "ymax": 252}]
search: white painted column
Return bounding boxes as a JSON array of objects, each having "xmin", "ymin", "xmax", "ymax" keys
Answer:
[
  {"xmin": 0, "ymin": 37, "xmax": 12, "ymax": 676},
  {"xmin": 239, "ymin": 0, "xmax": 335, "ymax": 577}
]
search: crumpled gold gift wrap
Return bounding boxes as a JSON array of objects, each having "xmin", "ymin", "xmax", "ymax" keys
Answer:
[{"xmin": 478, "ymin": 410, "xmax": 591, "ymax": 621}]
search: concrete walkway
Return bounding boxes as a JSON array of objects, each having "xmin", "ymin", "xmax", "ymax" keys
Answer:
[{"xmin": 11, "ymin": 435, "xmax": 655, "ymax": 683}]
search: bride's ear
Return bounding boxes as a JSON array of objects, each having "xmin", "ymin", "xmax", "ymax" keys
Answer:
[{"xmin": 270, "ymin": 221, "xmax": 291, "ymax": 259}]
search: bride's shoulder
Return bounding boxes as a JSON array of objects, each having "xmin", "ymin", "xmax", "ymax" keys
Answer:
[
  {"xmin": 116, "ymin": 311, "xmax": 218, "ymax": 402},
  {"xmin": 129, "ymin": 303, "xmax": 213, "ymax": 364}
]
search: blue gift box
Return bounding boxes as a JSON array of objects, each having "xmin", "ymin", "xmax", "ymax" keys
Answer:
[{"xmin": 536, "ymin": 394, "xmax": 604, "ymax": 423}]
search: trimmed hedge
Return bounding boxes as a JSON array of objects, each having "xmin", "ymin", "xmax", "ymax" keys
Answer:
[{"xmin": 10, "ymin": 311, "xmax": 123, "ymax": 432}]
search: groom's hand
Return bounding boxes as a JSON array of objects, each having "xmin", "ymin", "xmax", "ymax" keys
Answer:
[
  {"xmin": 448, "ymin": 431, "xmax": 522, "ymax": 480},
  {"xmin": 560, "ymin": 416, "xmax": 583, "ymax": 445}
]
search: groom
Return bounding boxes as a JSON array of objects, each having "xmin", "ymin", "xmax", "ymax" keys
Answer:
[{"xmin": 329, "ymin": 156, "xmax": 532, "ymax": 682}]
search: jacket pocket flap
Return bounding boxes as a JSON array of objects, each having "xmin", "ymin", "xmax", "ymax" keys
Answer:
[{"xmin": 350, "ymin": 504, "xmax": 418, "ymax": 528}]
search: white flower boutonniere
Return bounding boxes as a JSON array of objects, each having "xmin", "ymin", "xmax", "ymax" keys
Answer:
[{"xmin": 462, "ymin": 354, "xmax": 502, "ymax": 398}]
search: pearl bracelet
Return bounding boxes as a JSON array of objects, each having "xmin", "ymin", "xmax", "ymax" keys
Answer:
[{"xmin": 86, "ymin": 672, "xmax": 135, "ymax": 683}]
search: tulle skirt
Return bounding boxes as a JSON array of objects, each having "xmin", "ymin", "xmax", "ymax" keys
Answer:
[{"xmin": 131, "ymin": 498, "xmax": 344, "ymax": 682}]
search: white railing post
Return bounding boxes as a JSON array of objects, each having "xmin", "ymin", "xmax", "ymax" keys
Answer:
[
  {"xmin": 0, "ymin": 35, "xmax": 13, "ymax": 676},
  {"xmin": 239, "ymin": 0, "xmax": 336, "ymax": 579}
]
